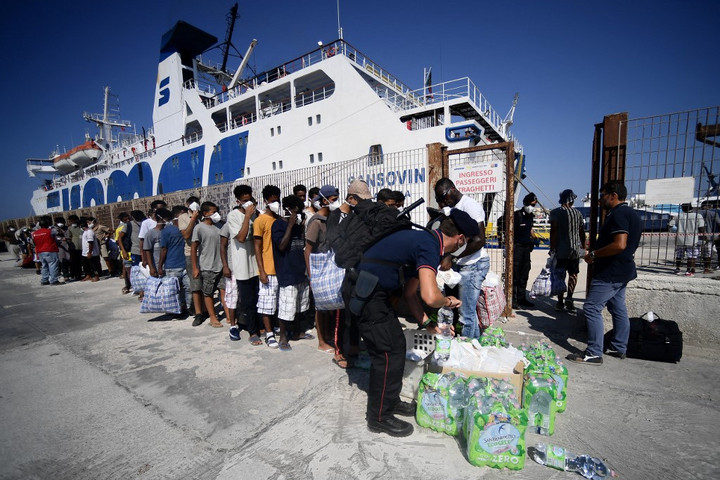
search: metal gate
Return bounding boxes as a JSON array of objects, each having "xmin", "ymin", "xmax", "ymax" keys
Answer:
[
  {"xmin": 440, "ymin": 142, "xmax": 516, "ymax": 315},
  {"xmin": 590, "ymin": 107, "xmax": 720, "ymax": 272}
]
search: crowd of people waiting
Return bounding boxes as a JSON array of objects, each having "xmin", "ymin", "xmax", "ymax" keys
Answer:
[{"xmin": 1, "ymin": 182, "xmax": 418, "ymax": 371}]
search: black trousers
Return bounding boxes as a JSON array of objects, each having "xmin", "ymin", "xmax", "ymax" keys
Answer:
[
  {"xmin": 237, "ymin": 277, "xmax": 259, "ymax": 335},
  {"xmin": 343, "ymin": 272, "xmax": 406, "ymax": 422},
  {"xmin": 512, "ymin": 243, "xmax": 533, "ymax": 302},
  {"xmin": 81, "ymin": 255, "xmax": 102, "ymax": 278}
]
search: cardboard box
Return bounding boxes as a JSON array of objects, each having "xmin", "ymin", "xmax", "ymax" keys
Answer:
[{"xmin": 427, "ymin": 360, "xmax": 525, "ymax": 399}]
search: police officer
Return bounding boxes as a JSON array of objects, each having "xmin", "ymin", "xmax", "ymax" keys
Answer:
[
  {"xmin": 513, "ymin": 193, "xmax": 538, "ymax": 308},
  {"xmin": 343, "ymin": 209, "xmax": 478, "ymax": 437}
]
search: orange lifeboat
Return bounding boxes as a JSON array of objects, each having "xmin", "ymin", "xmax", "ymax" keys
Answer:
[{"xmin": 53, "ymin": 140, "xmax": 103, "ymax": 173}]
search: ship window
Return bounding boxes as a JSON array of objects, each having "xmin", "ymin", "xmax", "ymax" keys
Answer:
[
  {"xmin": 310, "ymin": 154, "xmax": 314, "ymax": 164},
  {"xmin": 279, "ymin": 160, "xmax": 283, "ymax": 169},
  {"xmin": 316, "ymin": 114, "xmax": 321, "ymax": 124},
  {"xmin": 294, "ymin": 70, "xmax": 335, "ymax": 108},
  {"xmin": 277, "ymin": 126, "xmax": 282, "ymax": 134},
  {"xmin": 368, "ymin": 144, "xmax": 383, "ymax": 166},
  {"xmin": 308, "ymin": 117, "xmax": 313, "ymax": 126},
  {"xmin": 271, "ymin": 127, "xmax": 275, "ymax": 137},
  {"xmin": 318, "ymin": 152, "xmax": 323, "ymax": 162},
  {"xmin": 246, "ymin": 167, "xmax": 251, "ymax": 175},
  {"xmin": 272, "ymin": 162, "xmax": 276, "ymax": 171}
]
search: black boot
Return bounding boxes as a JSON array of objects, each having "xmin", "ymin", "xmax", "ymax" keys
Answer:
[{"xmin": 367, "ymin": 415, "xmax": 413, "ymax": 437}]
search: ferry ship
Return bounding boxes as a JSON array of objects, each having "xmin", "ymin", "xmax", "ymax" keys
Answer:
[{"xmin": 26, "ymin": 14, "xmax": 523, "ymax": 216}]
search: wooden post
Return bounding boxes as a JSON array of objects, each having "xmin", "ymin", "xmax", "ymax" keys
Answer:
[
  {"xmin": 426, "ymin": 142, "xmax": 446, "ymax": 206},
  {"xmin": 503, "ymin": 143, "xmax": 515, "ymax": 317}
]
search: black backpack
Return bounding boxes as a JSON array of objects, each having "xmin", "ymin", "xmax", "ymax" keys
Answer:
[
  {"xmin": 327, "ymin": 200, "xmax": 419, "ymax": 269},
  {"xmin": 121, "ymin": 222, "xmax": 133, "ymax": 252}
]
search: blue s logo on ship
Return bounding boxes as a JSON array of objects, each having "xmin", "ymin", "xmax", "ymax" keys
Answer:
[{"xmin": 158, "ymin": 77, "xmax": 170, "ymax": 107}]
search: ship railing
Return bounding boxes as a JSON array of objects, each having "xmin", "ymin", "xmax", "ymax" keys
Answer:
[
  {"xmin": 204, "ymin": 40, "xmax": 419, "ymax": 110},
  {"xmin": 231, "ymin": 112, "xmax": 257, "ymax": 130},
  {"xmin": 259, "ymin": 98, "xmax": 292, "ymax": 119},
  {"xmin": 294, "ymin": 84, "xmax": 335, "ymax": 108},
  {"xmin": 184, "ymin": 79, "xmax": 218, "ymax": 100},
  {"xmin": 401, "ymin": 77, "xmax": 521, "ymax": 148}
]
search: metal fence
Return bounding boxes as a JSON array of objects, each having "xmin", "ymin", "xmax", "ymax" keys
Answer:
[
  {"xmin": 446, "ymin": 146, "xmax": 512, "ymax": 279},
  {"xmin": 622, "ymin": 106, "xmax": 720, "ymax": 270}
]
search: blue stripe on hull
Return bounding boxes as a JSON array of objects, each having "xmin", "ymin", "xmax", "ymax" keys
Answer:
[
  {"xmin": 83, "ymin": 178, "xmax": 105, "ymax": 207},
  {"xmin": 208, "ymin": 133, "xmax": 248, "ymax": 185},
  {"xmin": 71, "ymin": 186, "xmax": 81, "ymax": 209},
  {"xmin": 107, "ymin": 163, "xmax": 154, "ymax": 202},
  {"xmin": 46, "ymin": 191, "xmax": 60, "ymax": 209},
  {"xmin": 157, "ymin": 146, "xmax": 205, "ymax": 194}
]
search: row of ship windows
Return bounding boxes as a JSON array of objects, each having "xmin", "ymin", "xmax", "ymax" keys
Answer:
[{"xmin": 270, "ymin": 114, "xmax": 322, "ymax": 137}]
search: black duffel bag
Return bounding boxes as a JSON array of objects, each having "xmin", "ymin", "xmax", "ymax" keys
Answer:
[{"xmin": 604, "ymin": 312, "xmax": 683, "ymax": 363}]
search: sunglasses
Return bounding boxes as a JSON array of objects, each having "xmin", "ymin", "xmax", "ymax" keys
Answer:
[{"xmin": 436, "ymin": 189, "xmax": 451, "ymax": 202}]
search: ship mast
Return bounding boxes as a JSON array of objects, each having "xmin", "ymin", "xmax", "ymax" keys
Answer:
[{"xmin": 83, "ymin": 86, "xmax": 132, "ymax": 147}]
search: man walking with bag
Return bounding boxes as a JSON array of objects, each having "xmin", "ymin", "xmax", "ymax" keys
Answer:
[
  {"xmin": 567, "ymin": 181, "xmax": 641, "ymax": 365},
  {"xmin": 550, "ymin": 189, "xmax": 586, "ymax": 314}
]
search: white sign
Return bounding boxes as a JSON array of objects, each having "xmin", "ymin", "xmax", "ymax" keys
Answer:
[
  {"xmin": 645, "ymin": 177, "xmax": 694, "ymax": 205},
  {"xmin": 450, "ymin": 161, "xmax": 503, "ymax": 194}
]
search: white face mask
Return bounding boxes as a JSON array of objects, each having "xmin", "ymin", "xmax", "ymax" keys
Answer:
[
  {"xmin": 242, "ymin": 201, "xmax": 254, "ymax": 209},
  {"xmin": 328, "ymin": 200, "xmax": 341, "ymax": 211},
  {"xmin": 313, "ymin": 200, "xmax": 323, "ymax": 210},
  {"xmin": 207, "ymin": 212, "xmax": 221, "ymax": 223},
  {"xmin": 296, "ymin": 214, "xmax": 303, "ymax": 224},
  {"xmin": 56, "ymin": 223, "xmax": 64, "ymax": 228},
  {"xmin": 267, "ymin": 201, "xmax": 280, "ymax": 215},
  {"xmin": 451, "ymin": 240, "xmax": 467, "ymax": 257},
  {"xmin": 188, "ymin": 202, "xmax": 200, "ymax": 212},
  {"xmin": 88, "ymin": 223, "xmax": 95, "ymax": 228},
  {"xmin": 524, "ymin": 205, "xmax": 534, "ymax": 214},
  {"xmin": 442, "ymin": 206, "xmax": 452, "ymax": 216},
  {"xmin": 71, "ymin": 224, "xmax": 77, "ymax": 227}
]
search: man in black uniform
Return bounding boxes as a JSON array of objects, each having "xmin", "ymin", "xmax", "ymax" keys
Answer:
[
  {"xmin": 343, "ymin": 209, "xmax": 477, "ymax": 437},
  {"xmin": 513, "ymin": 193, "xmax": 538, "ymax": 309}
]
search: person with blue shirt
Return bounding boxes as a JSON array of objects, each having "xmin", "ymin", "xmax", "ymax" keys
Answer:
[
  {"xmin": 158, "ymin": 208, "xmax": 191, "ymax": 318},
  {"xmin": 567, "ymin": 181, "xmax": 641, "ymax": 365},
  {"xmin": 344, "ymin": 209, "xmax": 474, "ymax": 437}
]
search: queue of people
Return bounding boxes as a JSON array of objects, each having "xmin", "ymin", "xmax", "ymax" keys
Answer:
[{"xmin": 2, "ymin": 178, "xmax": 695, "ymax": 437}]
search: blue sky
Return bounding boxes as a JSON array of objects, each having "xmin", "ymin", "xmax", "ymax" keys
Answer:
[{"xmin": 1, "ymin": 0, "xmax": 718, "ymax": 221}]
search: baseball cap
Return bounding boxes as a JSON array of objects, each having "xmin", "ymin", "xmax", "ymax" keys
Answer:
[{"xmin": 347, "ymin": 179, "xmax": 372, "ymax": 200}]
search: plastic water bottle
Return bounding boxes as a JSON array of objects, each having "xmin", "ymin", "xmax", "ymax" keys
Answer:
[
  {"xmin": 529, "ymin": 443, "xmax": 576, "ymax": 471},
  {"xmin": 646, "ymin": 311, "xmax": 656, "ymax": 322},
  {"xmin": 527, "ymin": 389, "xmax": 553, "ymax": 435},
  {"xmin": 433, "ymin": 307, "xmax": 453, "ymax": 365}
]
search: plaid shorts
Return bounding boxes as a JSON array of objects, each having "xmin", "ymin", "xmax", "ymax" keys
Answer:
[
  {"xmin": 257, "ymin": 274, "xmax": 279, "ymax": 315},
  {"xmin": 675, "ymin": 245, "xmax": 700, "ymax": 260},
  {"xmin": 200, "ymin": 270, "xmax": 225, "ymax": 296},
  {"xmin": 277, "ymin": 279, "xmax": 310, "ymax": 321},
  {"xmin": 224, "ymin": 275, "xmax": 238, "ymax": 308}
]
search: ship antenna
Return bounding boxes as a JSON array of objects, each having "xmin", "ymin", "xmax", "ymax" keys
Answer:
[
  {"xmin": 220, "ymin": 3, "xmax": 239, "ymax": 74},
  {"xmin": 337, "ymin": 0, "xmax": 343, "ymax": 40}
]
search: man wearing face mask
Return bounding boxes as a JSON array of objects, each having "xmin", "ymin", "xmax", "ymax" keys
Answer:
[
  {"xmin": 343, "ymin": 210, "xmax": 473, "ymax": 437},
  {"xmin": 143, "ymin": 208, "xmax": 171, "ymax": 278},
  {"xmin": 305, "ymin": 185, "xmax": 340, "ymax": 353},
  {"xmin": 568, "ymin": 181, "xmax": 641, "ymax": 365},
  {"xmin": 271, "ymin": 195, "xmax": 311, "ymax": 351},
  {"xmin": 254, "ymin": 185, "xmax": 282, "ymax": 348},
  {"xmin": 433, "ymin": 178, "xmax": 490, "ymax": 339},
  {"xmin": 512, "ymin": 193, "xmax": 539, "ymax": 309},
  {"xmin": 191, "ymin": 202, "xmax": 226, "ymax": 328},
  {"xmin": 225, "ymin": 185, "xmax": 261, "ymax": 345},
  {"xmin": 550, "ymin": 189, "xmax": 586, "ymax": 314},
  {"xmin": 139, "ymin": 200, "xmax": 168, "ymax": 267}
]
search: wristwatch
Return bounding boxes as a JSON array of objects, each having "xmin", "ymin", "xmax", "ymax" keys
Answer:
[{"xmin": 589, "ymin": 251, "xmax": 596, "ymax": 260}]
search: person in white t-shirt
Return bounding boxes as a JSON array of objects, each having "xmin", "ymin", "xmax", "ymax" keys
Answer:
[
  {"xmin": 434, "ymin": 178, "xmax": 490, "ymax": 339},
  {"xmin": 670, "ymin": 203, "xmax": 705, "ymax": 276},
  {"xmin": 80, "ymin": 220, "xmax": 101, "ymax": 282}
]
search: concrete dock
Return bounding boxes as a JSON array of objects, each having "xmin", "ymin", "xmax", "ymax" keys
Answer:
[{"xmin": 0, "ymin": 250, "xmax": 718, "ymax": 479}]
